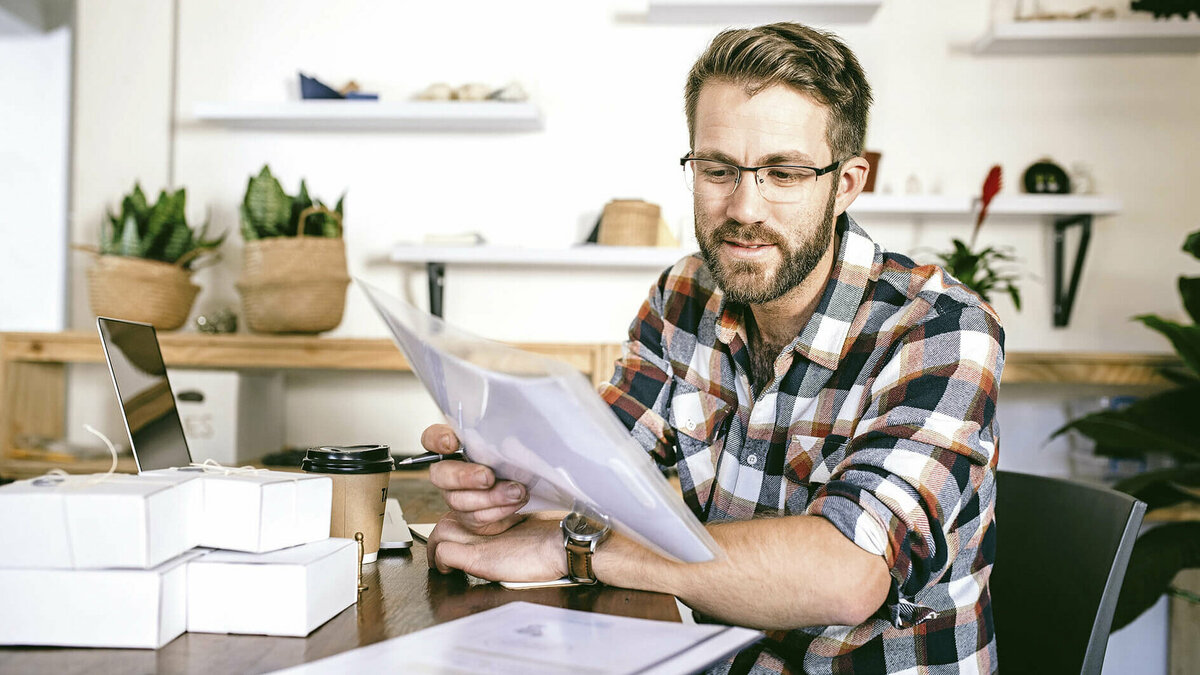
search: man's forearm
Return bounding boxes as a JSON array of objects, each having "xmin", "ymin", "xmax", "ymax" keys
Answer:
[{"xmin": 593, "ymin": 515, "xmax": 891, "ymax": 630}]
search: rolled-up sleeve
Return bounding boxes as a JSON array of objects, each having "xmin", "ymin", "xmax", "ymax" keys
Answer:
[
  {"xmin": 805, "ymin": 304, "xmax": 1004, "ymax": 628},
  {"xmin": 599, "ymin": 271, "xmax": 679, "ymax": 466}
]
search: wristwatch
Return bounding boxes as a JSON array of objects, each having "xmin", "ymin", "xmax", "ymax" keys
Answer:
[{"xmin": 561, "ymin": 511, "xmax": 611, "ymax": 585}]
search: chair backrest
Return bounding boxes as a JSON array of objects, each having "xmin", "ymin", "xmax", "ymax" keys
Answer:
[{"xmin": 991, "ymin": 470, "xmax": 1146, "ymax": 675}]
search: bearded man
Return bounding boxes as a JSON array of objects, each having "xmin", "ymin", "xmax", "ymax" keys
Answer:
[{"xmin": 420, "ymin": 22, "xmax": 1003, "ymax": 675}]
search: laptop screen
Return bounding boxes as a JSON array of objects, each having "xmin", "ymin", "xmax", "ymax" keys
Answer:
[{"xmin": 97, "ymin": 317, "xmax": 193, "ymax": 472}]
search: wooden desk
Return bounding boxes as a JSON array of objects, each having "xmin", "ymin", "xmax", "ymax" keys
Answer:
[{"xmin": 0, "ymin": 479, "xmax": 680, "ymax": 674}]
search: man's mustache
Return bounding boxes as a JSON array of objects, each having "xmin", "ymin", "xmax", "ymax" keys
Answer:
[{"xmin": 708, "ymin": 221, "xmax": 784, "ymax": 247}]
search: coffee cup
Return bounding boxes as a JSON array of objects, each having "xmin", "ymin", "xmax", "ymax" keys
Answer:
[{"xmin": 302, "ymin": 444, "xmax": 394, "ymax": 563}]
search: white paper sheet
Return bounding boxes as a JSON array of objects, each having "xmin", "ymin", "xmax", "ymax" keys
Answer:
[
  {"xmin": 358, "ymin": 279, "xmax": 719, "ymax": 563},
  {"xmin": 270, "ymin": 601, "xmax": 762, "ymax": 675}
]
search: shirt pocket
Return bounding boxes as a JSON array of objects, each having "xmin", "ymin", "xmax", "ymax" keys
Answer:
[
  {"xmin": 668, "ymin": 379, "xmax": 731, "ymax": 449},
  {"xmin": 784, "ymin": 433, "xmax": 850, "ymax": 486}
]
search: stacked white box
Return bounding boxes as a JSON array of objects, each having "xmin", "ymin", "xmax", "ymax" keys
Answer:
[
  {"xmin": 186, "ymin": 538, "xmax": 358, "ymax": 637},
  {"xmin": 0, "ymin": 551, "xmax": 200, "ymax": 648},
  {"xmin": 178, "ymin": 469, "xmax": 333, "ymax": 552}
]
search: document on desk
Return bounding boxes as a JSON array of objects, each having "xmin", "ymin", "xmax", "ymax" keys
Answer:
[
  {"xmin": 359, "ymin": 279, "xmax": 720, "ymax": 563},
  {"xmin": 271, "ymin": 601, "xmax": 762, "ymax": 675}
]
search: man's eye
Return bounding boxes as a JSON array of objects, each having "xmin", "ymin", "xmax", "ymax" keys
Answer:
[
  {"xmin": 765, "ymin": 168, "xmax": 812, "ymax": 184},
  {"xmin": 701, "ymin": 167, "xmax": 734, "ymax": 181}
]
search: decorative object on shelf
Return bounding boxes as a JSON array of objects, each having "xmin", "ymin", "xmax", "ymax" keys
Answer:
[
  {"xmin": 413, "ymin": 81, "xmax": 529, "ymax": 103},
  {"xmin": 862, "ymin": 151, "xmax": 882, "ymax": 193},
  {"xmin": 1013, "ymin": 0, "xmax": 1118, "ymax": 20},
  {"xmin": 1022, "ymin": 157, "xmax": 1070, "ymax": 194},
  {"xmin": 236, "ymin": 165, "xmax": 349, "ymax": 334},
  {"xmin": 80, "ymin": 183, "xmax": 226, "ymax": 330},
  {"xmin": 1069, "ymin": 162, "xmax": 1096, "ymax": 194},
  {"xmin": 299, "ymin": 72, "xmax": 378, "ymax": 100},
  {"xmin": 591, "ymin": 199, "xmax": 678, "ymax": 247},
  {"xmin": 932, "ymin": 165, "xmax": 1023, "ymax": 310},
  {"xmin": 1131, "ymin": 0, "xmax": 1200, "ymax": 19},
  {"xmin": 194, "ymin": 308, "xmax": 238, "ymax": 334},
  {"xmin": 1051, "ymin": 227, "xmax": 1200, "ymax": 631}
]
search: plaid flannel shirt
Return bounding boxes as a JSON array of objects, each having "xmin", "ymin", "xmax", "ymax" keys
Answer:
[{"xmin": 601, "ymin": 214, "xmax": 1003, "ymax": 674}]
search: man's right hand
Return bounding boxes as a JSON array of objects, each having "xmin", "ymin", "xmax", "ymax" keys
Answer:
[{"xmin": 420, "ymin": 423, "xmax": 530, "ymax": 536}]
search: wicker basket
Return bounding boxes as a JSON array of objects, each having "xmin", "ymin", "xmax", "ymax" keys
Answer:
[
  {"xmin": 237, "ymin": 206, "xmax": 350, "ymax": 334},
  {"xmin": 87, "ymin": 255, "xmax": 200, "ymax": 330},
  {"xmin": 597, "ymin": 199, "xmax": 678, "ymax": 247}
]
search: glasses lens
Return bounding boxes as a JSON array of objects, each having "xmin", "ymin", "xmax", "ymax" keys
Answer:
[
  {"xmin": 756, "ymin": 166, "xmax": 818, "ymax": 203},
  {"xmin": 684, "ymin": 159, "xmax": 738, "ymax": 198}
]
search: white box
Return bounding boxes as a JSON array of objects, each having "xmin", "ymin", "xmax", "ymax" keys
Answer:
[
  {"xmin": 194, "ymin": 470, "xmax": 332, "ymax": 553},
  {"xmin": 186, "ymin": 538, "xmax": 357, "ymax": 637},
  {"xmin": 0, "ymin": 472, "xmax": 202, "ymax": 569},
  {"xmin": 0, "ymin": 551, "xmax": 198, "ymax": 648},
  {"xmin": 168, "ymin": 368, "xmax": 285, "ymax": 465}
]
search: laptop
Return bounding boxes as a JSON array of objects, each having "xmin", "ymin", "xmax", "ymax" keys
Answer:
[{"xmin": 96, "ymin": 317, "xmax": 194, "ymax": 473}]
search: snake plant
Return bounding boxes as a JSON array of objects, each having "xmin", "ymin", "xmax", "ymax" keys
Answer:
[
  {"xmin": 101, "ymin": 183, "xmax": 225, "ymax": 269},
  {"xmin": 240, "ymin": 165, "xmax": 344, "ymax": 241}
]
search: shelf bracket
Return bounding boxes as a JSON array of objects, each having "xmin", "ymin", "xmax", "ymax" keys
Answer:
[
  {"xmin": 1053, "ymin": 214, "xmax": 1092, "ymax": 328},
  {"xmin": 427, "ymin": 262, "xmax": 445, "ymax": 318}
]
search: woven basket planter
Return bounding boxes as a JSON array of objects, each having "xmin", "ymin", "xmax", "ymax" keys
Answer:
[
  {"xmin": 237, "ymin": 207, "xmax": 350, "ymax": 334},
  {"xmin": 597, "ymin": 199, "xmax": 677, "ymax": 247},
  {"xmin": 87, "ymin": 255, "xmax": 200, "ymax": 330}
]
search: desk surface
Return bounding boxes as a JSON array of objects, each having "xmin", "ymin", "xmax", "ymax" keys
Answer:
[{"xmin": 0, "ymin": 479, "xmax": 680, "ymax": 674}]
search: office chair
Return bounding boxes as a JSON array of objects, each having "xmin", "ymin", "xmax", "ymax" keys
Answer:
[{"xmin": 991, "ymin": 470, "xmax": 1146, "ymax": 675}]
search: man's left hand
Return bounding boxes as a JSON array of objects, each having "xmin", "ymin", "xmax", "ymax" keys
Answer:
[{"xmin": 427, "ymin": 513, "xmax": 568, "ymax": 582}]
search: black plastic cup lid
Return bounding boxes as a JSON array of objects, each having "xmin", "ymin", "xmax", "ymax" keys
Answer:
[{"xmin": 301, "ymin": 444, "xmax": 394, "ymax": 474}]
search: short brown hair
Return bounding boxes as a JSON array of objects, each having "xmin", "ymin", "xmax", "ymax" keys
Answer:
[{"xmin": 684, "ymin": 23, "xmax": 872, "ymax": 161}]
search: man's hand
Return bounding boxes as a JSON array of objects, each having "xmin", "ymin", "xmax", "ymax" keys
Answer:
[
  {"xmin": 421, "ymin": 423, "xmax": 530, "ymax": 535},
  {"xmin": 427, "ymin": 513, "xmax": 567, "ymax": 582}
]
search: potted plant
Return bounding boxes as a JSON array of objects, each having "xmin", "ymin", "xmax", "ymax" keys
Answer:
[
  {"xmin": 236, "ymin": 165, "xmax": 349, "ymax": 334},
  {"xmin": 934, "ymin": 165, "xmax": 1022, "ymax": 311},
  {"xmin": 83, "ymin": 183, "xmax": 225, "ymax": 330},
  {"xmin": 1052, "ymin": 228, "xmax": 1200, "ymax": 630}
]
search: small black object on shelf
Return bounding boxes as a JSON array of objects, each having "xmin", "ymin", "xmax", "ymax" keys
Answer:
[
  {"xmin": 299, "ymin": 72, "xmax": 378, "ymax": 100},
  {"xmin": 1023, "ymin": 158, "xmax": 1070, "ymax": 195}
]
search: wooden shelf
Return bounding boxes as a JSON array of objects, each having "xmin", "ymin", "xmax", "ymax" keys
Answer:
[
  {"xmin": 973, "ymin": 19, "xmax": 1200, "ymax": 55},
  {"xmin": 191, "ymin": 101, "xmax": 544, "ymax": 132},
  {"xmin": 1002, "ymin": 352, "xmax": 1178, "ymax": 385},
  {"xmin": 642, "ymin": 0, "xmax": 881, "ymax": 24}
]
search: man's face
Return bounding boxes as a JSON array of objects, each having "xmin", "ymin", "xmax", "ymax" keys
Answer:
[{"xmin": 691, "ymin": 81, "xmax": 840, "ymax": 305}]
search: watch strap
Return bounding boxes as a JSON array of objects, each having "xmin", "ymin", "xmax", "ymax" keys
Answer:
[{"xmin": 565, "ymin": 539, "xmax": 599, "ymax": 585}]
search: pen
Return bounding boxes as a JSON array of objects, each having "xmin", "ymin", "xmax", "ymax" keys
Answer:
[{"xmin": 393, "ymin": 450, "xmax": 466, "ymax": 467}]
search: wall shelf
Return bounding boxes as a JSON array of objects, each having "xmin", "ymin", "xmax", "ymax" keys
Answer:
[
  {"xmin": 641, "ymin": 0, "xmax": 881, "ymax": 24},
  {"xmin": 849, "ymin": 193, "xmax": 1121, "ymax": 218},
  {"xmin": 191, "ymin": 101, "xmax": 544, "ymax": 132},
  {"xmin": 973, "ymin": 19, "xmax": 1200, "ymax": 55}
]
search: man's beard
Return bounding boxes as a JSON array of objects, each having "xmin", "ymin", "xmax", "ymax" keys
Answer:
[{"xmin": 697, "ymin": 183, "xmax": 838, "ymax": 305}]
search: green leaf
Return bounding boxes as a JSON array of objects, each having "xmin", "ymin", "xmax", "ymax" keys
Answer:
[
  {"xmin": 1110, "ymin": 522, "xmax": 1200, "ymax": 630},
  {"xmin": 1180, "ymin": 276, "xmax": 1200, "ymax": 325},
  {"xmin": 117, "ymin": 213, "xmax": 140, "ymax": 256},
  {"xmin": 1114, "ymin": 465, "xmax": 1200, "ymax": 510},
  {"xmin": 1007, "ymin": 283, "xmax": 1021, "ymax": 311},
  {"xmin": 335, "ymin": 192, "xmax": 345, "ymax": 218},
  {"xmin": 1052, "ymin": 387, "xmax": 1200, "ymax": 460},
  {"xmin": 240, "ymin": 204, "xmax": 259, "ymax": 241},
  {"xmin": 242, "ymin": 166, "xmax": 291, "ymax": 238},
  {"xmin": 1135, "ymin": 315, "xmax": 1200, "ymax": 378},
  {"xmin": 1184, "ymin": 229, "xmax": 1200, "ymax": 260},
  {"xmin": 161, "ymin": 224, "xmax": 192, "ymax": 263}
]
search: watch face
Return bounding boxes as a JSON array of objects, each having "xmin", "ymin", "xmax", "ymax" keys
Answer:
[{"xmin": 564, "ymin": 512, "xmax": 609, "ymax": 540}]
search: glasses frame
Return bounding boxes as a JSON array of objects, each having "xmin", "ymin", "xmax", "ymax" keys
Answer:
[{"xmin": 679, "ymin": 154, "xmax": 843, "ymax": 202}]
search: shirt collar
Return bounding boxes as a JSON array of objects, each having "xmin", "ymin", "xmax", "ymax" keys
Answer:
[{"xmin": 714, "ymin": 213, "xmax": 883, "ymax": 370}]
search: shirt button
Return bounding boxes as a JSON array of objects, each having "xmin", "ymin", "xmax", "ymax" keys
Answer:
[
  {"xmin": 685, "ymin": 419, "xmax": 697, "ymax": 431},
  {"xmin": 747, "ymin": 454, "xmax": 758, "ymax": 465}
]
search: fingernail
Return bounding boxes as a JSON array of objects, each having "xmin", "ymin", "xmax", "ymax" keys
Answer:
[
  {"xmin": 441, "ymin": 434, "xmax": 458, "ymax": 452},
  {"xmin": 475, "ymin": 469, "xmax": 490, "ymax": 489},
  {"xmin": 505, "ymin": 483, "xmax": 525, "ymax": 502}
]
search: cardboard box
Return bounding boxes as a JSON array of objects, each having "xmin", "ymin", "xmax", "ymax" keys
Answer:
[
  {"xmin": 0, "ymin": 472, "xmax": 201, "ymax": 569},
  {"xmin": 192, "ymin": 470, "xmax": 332, "ymax": 553},
  {"xmin": 186, "ymin": 538, "xmax": 357, "ymax": 637},
  {"xmin": 0, "ymin": 551, "xmax": 198, "ymax": 648},
  {"xmin": 168, "ymin": 369, "xmax": 285, "ymax": 465}
]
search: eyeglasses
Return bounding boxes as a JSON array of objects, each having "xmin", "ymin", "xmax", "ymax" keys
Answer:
[{"xmin": 680, "ymin": 155, "xmax": 842, "ymax": 203}]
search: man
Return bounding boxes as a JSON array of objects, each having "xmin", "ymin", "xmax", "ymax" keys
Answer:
[{"xmin": 422, "ymin": 22, "xmax": 1003, "ymax": 674}]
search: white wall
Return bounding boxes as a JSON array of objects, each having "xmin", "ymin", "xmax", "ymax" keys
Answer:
[{"xmin": 0, "ymin": 25, "xmax": 70, "ymax": 331}]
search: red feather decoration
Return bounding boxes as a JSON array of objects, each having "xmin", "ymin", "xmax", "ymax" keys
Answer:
[{"xmin": 972, "ymin": 165, "xmax": 1002, "ymax": 246}]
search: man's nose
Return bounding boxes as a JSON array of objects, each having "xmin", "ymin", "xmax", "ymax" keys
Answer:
[{"xmin": 726, "ymin": 170, "xmax": 769, "ymax": 224}]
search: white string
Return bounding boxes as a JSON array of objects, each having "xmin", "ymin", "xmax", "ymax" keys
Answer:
[
  {"xmin": 33, "ymin": 424, "xmax": 120, "ymax": 488},
  {"xmin": 187, "ymin": 458, "xmax": 265, "ymax": 476}
]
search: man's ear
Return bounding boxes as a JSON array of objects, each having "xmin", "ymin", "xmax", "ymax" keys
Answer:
[{"xmin": 833, "ymin": 156, "xmax": 870, "ymax": 217}]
